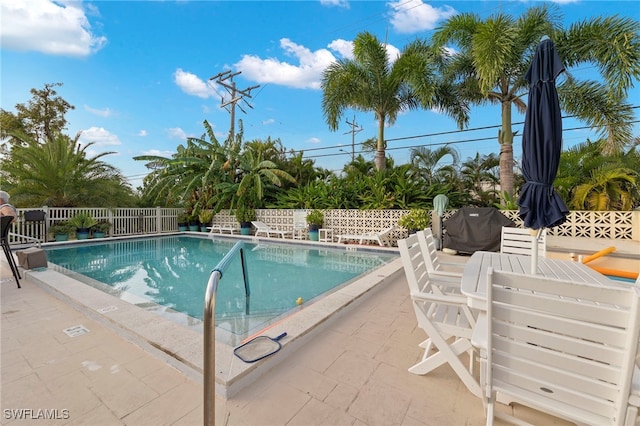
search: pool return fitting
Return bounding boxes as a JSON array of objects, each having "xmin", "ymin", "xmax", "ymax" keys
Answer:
[{"xmin": 204, "ymin": 241, "xmax": 250, "ymax": 426}]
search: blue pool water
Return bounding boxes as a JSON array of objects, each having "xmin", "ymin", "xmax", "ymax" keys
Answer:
[
  {"xmin": 606, "ymin": 275, "xmax": 636, "ymax": 284},
  {"xmin": 45, "ymin": 235, "xmax": 396, "ymax": 335}
]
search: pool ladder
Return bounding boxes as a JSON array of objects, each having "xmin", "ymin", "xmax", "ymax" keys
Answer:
[{"xmin": 203, "ymin": 241, "xmax": 250, "ymax": 426}]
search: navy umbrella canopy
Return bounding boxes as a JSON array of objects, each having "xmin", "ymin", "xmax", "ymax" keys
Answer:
[{"xmin": 517, "ymin": 37, "xmax": 569, "ymax": 230}]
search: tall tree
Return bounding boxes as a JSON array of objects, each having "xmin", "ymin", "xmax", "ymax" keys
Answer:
[
  {"xmin": 321, "ymin": 31, "xmax": 468, "ymax": 172},
  {"xmin": 1, "ymin": 83, "xmax": 74, "ymax": 143},
  {"xmin": 433, "ymin": 4, "xmax": 640, "ymax": 198}
]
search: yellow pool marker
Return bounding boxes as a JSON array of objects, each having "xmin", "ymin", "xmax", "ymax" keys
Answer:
[{"xmin": 296, "ymin": 297, "xmax": 304, "ymax": 305}]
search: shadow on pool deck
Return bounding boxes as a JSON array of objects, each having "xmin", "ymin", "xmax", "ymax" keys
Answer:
[{"xmin": 1, "ymin": 252, "xmax": 574, "ymax": 425}]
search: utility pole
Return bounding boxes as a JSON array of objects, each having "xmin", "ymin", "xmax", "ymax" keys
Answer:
[
  {"xmin": 209, "ymin": 70, "xmax": 259, "ymax": 141},
  {"xmin": 343, "ymin": 115, "xmax": 363, "ymax": 162}
]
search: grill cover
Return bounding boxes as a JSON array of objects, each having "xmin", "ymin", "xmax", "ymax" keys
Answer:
[{"xmin": 443, "ymin": 207, "xmax": 515, "ymax": 254}]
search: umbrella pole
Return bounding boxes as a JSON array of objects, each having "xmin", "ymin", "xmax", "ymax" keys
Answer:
[{"xmin": 530, "ymin": 228, "xmax": 543, "ymax": 274}]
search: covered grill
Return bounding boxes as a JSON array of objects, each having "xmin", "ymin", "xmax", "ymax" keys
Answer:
[{"xmin": 443, "ymin": 207, "xmax": 515, "ymax": 254}]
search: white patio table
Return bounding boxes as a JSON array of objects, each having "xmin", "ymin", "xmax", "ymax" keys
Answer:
[
  {"xmin": 461, "ymin": 250, "xmax": 640, "ymax": 418},
  {"xmin": 461, "ymin": 251, "xmax": 618, "ymax": 311}
]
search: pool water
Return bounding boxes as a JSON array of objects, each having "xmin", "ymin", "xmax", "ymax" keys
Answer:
[{"xmin": 45, "ymin": 235, "xmax": 396, "ymax": 335}]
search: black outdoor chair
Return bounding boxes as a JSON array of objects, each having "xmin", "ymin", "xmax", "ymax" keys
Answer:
[
  {"xmin": 1, "ymin": 216, "xmax": 21, "ymax": 288},
  {"xmin": 24, "ymin": 210, "xmax": 46, "ymax": 242}
]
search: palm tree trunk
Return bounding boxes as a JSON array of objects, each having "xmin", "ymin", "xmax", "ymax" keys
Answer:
[
  {"xmin": 375, "ymin": 116, "xmax": 386, "ymax": 171},
  {"xmin": 499, "ymin": 101, "xmax": 515, "ymax": 199}
]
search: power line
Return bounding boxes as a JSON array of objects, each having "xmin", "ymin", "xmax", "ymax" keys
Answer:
[{"xmin": 302, "ymin": 119, "xmax": 640, "ymax": 161}]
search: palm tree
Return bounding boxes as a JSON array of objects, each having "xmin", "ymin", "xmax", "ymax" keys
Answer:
[
  {"xmin": 409, "ymin": 145, "xmax": 459, "ymax": 186},
  {"xmin": 433, "ymin": 4, "xmax": 640, "ymax": 198},
  {"xmin": 556, "ymin": 139, "xmax": 640, "ymax": 210},
  {"xmin": 2, "ymin": 132, "xmax": 135, "ymax": 207},
  {"xmin": 321, "ymin": 31, "xmax": 468, "ymax": 172}
]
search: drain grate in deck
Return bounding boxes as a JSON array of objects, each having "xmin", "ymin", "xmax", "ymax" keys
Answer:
[
  {"xmin": 63, "ymin": 325, "xmax": 90, "ymax": 337},
  {"xmin": 96, "ymin": 305, "xmax": 118, "ymax": 314}
]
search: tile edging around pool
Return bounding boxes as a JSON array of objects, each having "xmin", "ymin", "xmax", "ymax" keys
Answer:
[{"xmin": 25, "ymin": 256, "xmax": 404, "ymax": 398}]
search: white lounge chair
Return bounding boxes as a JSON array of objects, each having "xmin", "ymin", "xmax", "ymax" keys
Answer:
[
  {"xmin": 484, "ymin": 268, "xmax": 640, "ymax": 426},
  {"xmin": 398, "ymin": 233, "xmax": 481, "ymax": 398},
  {"xmin": 208, "ymin": 224, "xmax": 240, "ymax": 234},
  {"xmin": 336, "ymin": 226, "xmax": 395, "ymax": 247},
  {"xmin": 500, "ymin": 226, "xmax": 546, "ymax": 257},
  {"xmin": 251, "ymin": 221, "xmax": 292, "ymax": 239}
]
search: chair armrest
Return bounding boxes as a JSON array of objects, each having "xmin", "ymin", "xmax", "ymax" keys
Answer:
[
  {"xmin": 471, "ymin": 312, "xmax": 487, "ymax": 353},
  {"xmin": 411, "ymin": 291, "xmax": 467, "ymax": 306},
  {"xmin": 430, "ymin": 270, "xmax": 464, "ymax": 279}
]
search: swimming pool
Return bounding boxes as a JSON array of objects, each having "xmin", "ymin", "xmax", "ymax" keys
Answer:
[{"xmin": 44, "ymin": 235, "xmax": 397, "ymax": 337}]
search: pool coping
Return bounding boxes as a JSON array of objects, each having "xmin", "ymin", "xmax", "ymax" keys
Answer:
[{"xmin": 26, "ymin": 233, "xmax": 404, "ymax": 398}]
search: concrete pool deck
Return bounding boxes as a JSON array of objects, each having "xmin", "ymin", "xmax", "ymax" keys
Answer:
[{"xmin": 0, "ymin": 243, "xmax": 622, "ymax": 425}]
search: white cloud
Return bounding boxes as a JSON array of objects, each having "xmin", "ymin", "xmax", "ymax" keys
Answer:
[
  {"xmin": 138, "ymin": 130, "xmax": 148, "ymax": 137},
  {"xmin": 0, "ymin": 0, "xmax": 106, "ymax": 56},
  {"xmin": 235, "ymin": 38, "xmax": 337, "ymax": 90},
  {"xmin": 78, "ymin": 127, "xmax": 121, "ymax": 147},
  {"xmin": 307, "ymin": 137, "xmax": 321, "ymax": 144},
  {"xmin": 262, "ymin": 118, "xmax": 275, "ymax": 125},
  {"xmin": 174, "ymin": 69, "xmax": 220, "ymax": 99},
  {"xmin": 327, "ymin": 39, "xmax": 354, "ymax": 59},
  {"xmin": 320, "ymin": 0, "xmax": 350, "ymax": 9},
  {"xmin": 84, "ymin": 104, "xmax": 115, "ymax": 117},
  {"xmin": 167, "ymin": 127, "xmax": 188, "ymax": 140},
  {"xmin": 387, "ymin": 0, "xmax": 457, "ymax": 34}
]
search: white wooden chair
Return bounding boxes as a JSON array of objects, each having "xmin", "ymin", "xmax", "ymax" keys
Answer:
[
  {"xmin": 251, "ymin": 221, "xmax": 292, "ymax": 239},
  {"xmin": 336, "ymin": 226, "xmax": 395, "ymax": 247},
  {"xmin": 484, "ymin": 268, "xmax": 640, "ymax": 425},
  {"xmin": 500, "ymin": 226, "xmax": 546, "ymax": 257},
  {"xmin": 398, "ymin": 233, "xmax": 481, "ymax": 398},
  {"xmin": 416, "ymin": 229, "xmax": 465, "ymax": 279}
]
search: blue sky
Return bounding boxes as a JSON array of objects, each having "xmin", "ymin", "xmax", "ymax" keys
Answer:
[{"xmin": 1, "ymin": 0, "xmax": 639, "ymax": 189}]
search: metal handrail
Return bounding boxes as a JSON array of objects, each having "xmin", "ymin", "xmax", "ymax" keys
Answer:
[{"xmin": 203, "ymin": 240, "xmax": 250, "ymax": 425}]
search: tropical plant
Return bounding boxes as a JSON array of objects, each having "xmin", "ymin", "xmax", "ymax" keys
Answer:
[
  {"xmin": 410, "ymin": 146, "xmax": 460, "ymax": 186},
  {"xmin": 494, "ymin": 191, "xmax": 519, "ymax": 210},
  {"xmin": 91, "ymin": 220, "xmax": 112, "ymax": 234},
  {"xmin": 571, "ymin": 167, "xmax": 638, "ymax": 211},
  {"xmin": 556, "ymin": 139, "xmax": 640, "ymax": 210},
  {"xmin": 198, "ymin": 210, "xmax": 214, "ymax": 225},
  {"xmin": 305, "ymin": 209, "xmax": 324, "ymax": 226},
  {"xmin": 177, "ymin": 213, "xmax": 189, "ymax": 225},
  {"xmin": 68, "ymin": 211, "xmax": 98, "ymax": 230},
  {"xmin": 321, "ymin": 31, "xmax": 468, "ymax": 171},
  {"xmin": 432, "ymin": 4, "xmax": 640, "ymax": 198},
  {"xmin": 234, "ymin": 205, "xmax": 256, "ymax": 224},
  {"xmin": 1, "ymin": 132, "xmax": 136, "ymax": 207},
  {"xmin": 398, "ymin": 209, "xmax": 430, "ymax": 231},
  {"xmin": 49, "ymin": 221, "xmax": 73, "ymax": 236}
]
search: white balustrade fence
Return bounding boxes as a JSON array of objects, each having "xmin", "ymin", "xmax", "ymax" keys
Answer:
[{"xmin": 8, "ymin": 207, "xmax": 639, "ymax": 246}]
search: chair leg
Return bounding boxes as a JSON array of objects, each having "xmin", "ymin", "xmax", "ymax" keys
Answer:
[{"xmin": 2, "ymin": 242, "xmax": 21, "ymax": 288}]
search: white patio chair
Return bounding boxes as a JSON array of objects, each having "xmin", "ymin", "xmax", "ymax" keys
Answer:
[
  {"xmin": 484, "ymin": 268, "xmax": 640, "ymax": 426},
  {"xmin": 251, "ymin": 221, "xmax": 292, "ymax": 238},
  {"xmin": 336, "ymin": 226, "xmax": 395, "ymax": 247},
  {"xmin": 416, "ymin": 229, "xmax": 465, "ymax": 279},
  {"xmin": 398, "ymin": 233, "xmax": 481, "ymax": 398},
  {"xmin": 500, "ymin": 226, "xmax": 546, "ymax": 257}
]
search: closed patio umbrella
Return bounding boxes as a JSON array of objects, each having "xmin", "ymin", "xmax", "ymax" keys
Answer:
[{"xmin": 517, "ymin": 37, "xmax": 569, "ymax": 272}]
